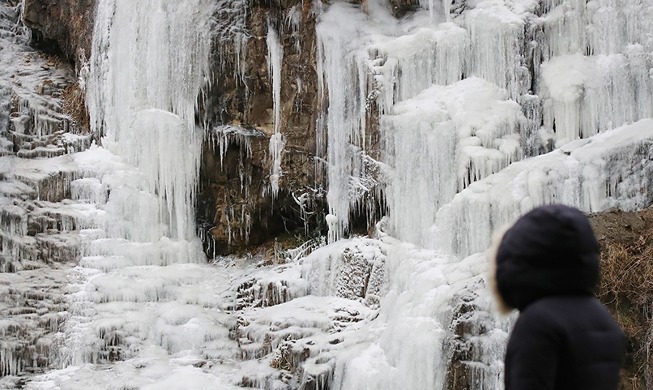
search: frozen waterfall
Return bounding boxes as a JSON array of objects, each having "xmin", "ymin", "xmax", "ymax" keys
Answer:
[
  {"xmin": 6, "ymin": 0, "xmax": 653, "ymax": 389},
  {"xmin": 50, "ymin": 0, "xmax": 227, "ymax": 375},
  {"xmin": 315, "ymin": 0, "xmax": 653, "ymax": 389}
]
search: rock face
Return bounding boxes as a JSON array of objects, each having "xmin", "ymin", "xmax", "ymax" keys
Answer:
[
  {"xmin": 590, "ymin": 208, "xmax": 653, "ymax": 390},
  {"xmin": 19, "ymin": 0, "xmax": 387, "ymax": 256},
  {"xmin": 22, "ymin": 0, "xmax": 95, "ymax": 65},
  {"xmin": 198, "ymin": 1, "xmax": 327, "ymax": 255}
]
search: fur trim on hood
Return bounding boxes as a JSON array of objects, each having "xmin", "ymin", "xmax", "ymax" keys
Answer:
[{"xmin": 487, "ymin": 225, "xmax": 512, "ymax": 315}]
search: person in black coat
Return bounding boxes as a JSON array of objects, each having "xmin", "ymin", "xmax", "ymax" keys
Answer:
[{"xmin": 489, "ymin": 204, "xmax": 626, "ymax": 390}]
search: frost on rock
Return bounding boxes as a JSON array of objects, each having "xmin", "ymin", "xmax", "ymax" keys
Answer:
[{"xmin": 301, "ymin": 237, "xmax": 387, "ymax": 306}]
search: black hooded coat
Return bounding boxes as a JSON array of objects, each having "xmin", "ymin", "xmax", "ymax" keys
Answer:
[{"xmin": 492, "ymin": 205, "xmax": 626, "ymax": 390}]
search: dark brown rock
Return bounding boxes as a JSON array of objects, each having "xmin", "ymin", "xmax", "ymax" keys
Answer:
[
  {"xmin": 198, "ymin": 1, "xmax": 328, "ymax": 255},
  {"xmin": 22, "ymin": 0, "xmax": 95, "ymax": 65}
]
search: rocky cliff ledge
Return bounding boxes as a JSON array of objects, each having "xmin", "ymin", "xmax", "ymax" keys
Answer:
[{"xmin": 22, "ymin": 0, "xmax": 94, "ymax": 66}]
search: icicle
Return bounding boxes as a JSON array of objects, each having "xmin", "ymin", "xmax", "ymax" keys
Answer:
[
  {"xmin": 316, "ymin": 5, "xmax": 370, "ymax": 241},
  {"xmin": 266, "ymin": 21, "xmax": 285, "ymax": 198},
  {"xmin": 464, "ymin": 3, "xmax": 525, "ymax": 99}
]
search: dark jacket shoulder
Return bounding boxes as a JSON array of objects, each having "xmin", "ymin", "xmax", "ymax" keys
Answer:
[{"xmin": 506, "ymin": 296, "xmax": 625, "ymax": 390}]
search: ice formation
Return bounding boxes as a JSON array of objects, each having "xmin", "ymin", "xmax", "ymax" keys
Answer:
[
  {"xmin": 3, "ymin": 0, "xmax": 653, "ymax": 389},
  {"xmin": 311, "ymin": 0, "xmax": 653, "ymax": 389},
  {"xmin": 267, "ymin": 21, "xmax": 285, "ymax": 198},
  {"xmin": 50, "ymin": 0, "xmax": 220, "ymax": 376}
]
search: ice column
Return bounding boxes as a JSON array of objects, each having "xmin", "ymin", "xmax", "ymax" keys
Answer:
[
  {"xmin": 267, "ymin": 21, "xmax": 285, "ymax": 198},
  {"xmin": 316, "ymin": 5, "xmax": 370, "ymax": 241},
  {"xmin": 87, "ymin": 0, "xmax": 213, "ymax": 244}
]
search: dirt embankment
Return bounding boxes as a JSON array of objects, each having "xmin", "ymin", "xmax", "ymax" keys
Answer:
[{"xmin": 590, "ymin": 208, "xmax": 653, "ymax": 390}]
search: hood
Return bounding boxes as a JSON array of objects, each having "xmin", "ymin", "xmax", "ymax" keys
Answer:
[{"xmin": 491, "ymin": 204, "xmax": 600, "ymax": 312}]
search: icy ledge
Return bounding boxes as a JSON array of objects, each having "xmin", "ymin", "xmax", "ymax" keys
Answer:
[{"xmin": 434, "ymin": 118, "xmax": 653, "ymax": 257}]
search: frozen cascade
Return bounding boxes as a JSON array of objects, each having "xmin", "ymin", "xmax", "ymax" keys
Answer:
[
  {"xmin": 313, "ymin": 0, "xmax": 653, "ymax": 390},
  {"xmin": 7, "ymin": 0, "xmax": 653, "ymax": 388},
  {"xmin": 87, "ymin": 0, "xmax": 210, "ymax": 245},
  {"xmin": 49, "ymin": 0, "xmax": 231, "ymax": 376},
  {"xmin": 435, "ymin": 119, "xmax": 653, "ymax": 258}
]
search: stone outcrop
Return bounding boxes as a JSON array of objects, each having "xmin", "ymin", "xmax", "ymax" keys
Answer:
[{"xmin": 22, "ymin": 0, "xmax": 95, "ymax": 66}]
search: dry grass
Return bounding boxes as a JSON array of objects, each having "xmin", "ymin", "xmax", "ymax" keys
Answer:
[
  {"xmin": 598, "ymin": 231, "xmax": 653, "ymax": 388},
  {"xmin": 62, "ymin": 82, "xmax": 90, "ymax": 132}
]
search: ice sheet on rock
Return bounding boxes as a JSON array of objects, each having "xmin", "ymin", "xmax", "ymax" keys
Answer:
[
  {"xmin": 238, "ymin": 295, "xmax": 372, "ymax": 362},
  {"xmin": 540, "ymin": 52, "xmax": 653, "ymax": 146},
  {"xmin": 55, "ymin": 263, "xmax": 240, "ymax": 367},
  {"xmin": 372, "ymin": 23, "xmax": 468, "ymax": 103},
  {"xmin": 301, "ymin": 237, "xmax": 386, "ymax": 304},
  {"xmin": 24, "ymin": 350, "xmax": 245, "ymax": 390},
  {"xmin": 70, "ymin": 178, "xmax": 106, "ymax": 205},
  {"xmin": 235, "ymin": 263, "xmax": 309, "ymax": 309},
  {"xmin": 435, "ymin": 119, "xmax": 653, "ymax": 257},
  {"xmin": 382, "ymin": 77, "xmax": 524, "ymax": 247}
]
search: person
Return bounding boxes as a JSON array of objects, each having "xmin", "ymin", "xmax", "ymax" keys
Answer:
[{"xmin": 489, "ymin": 204, "xmax": 626, "ymax": 390}]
